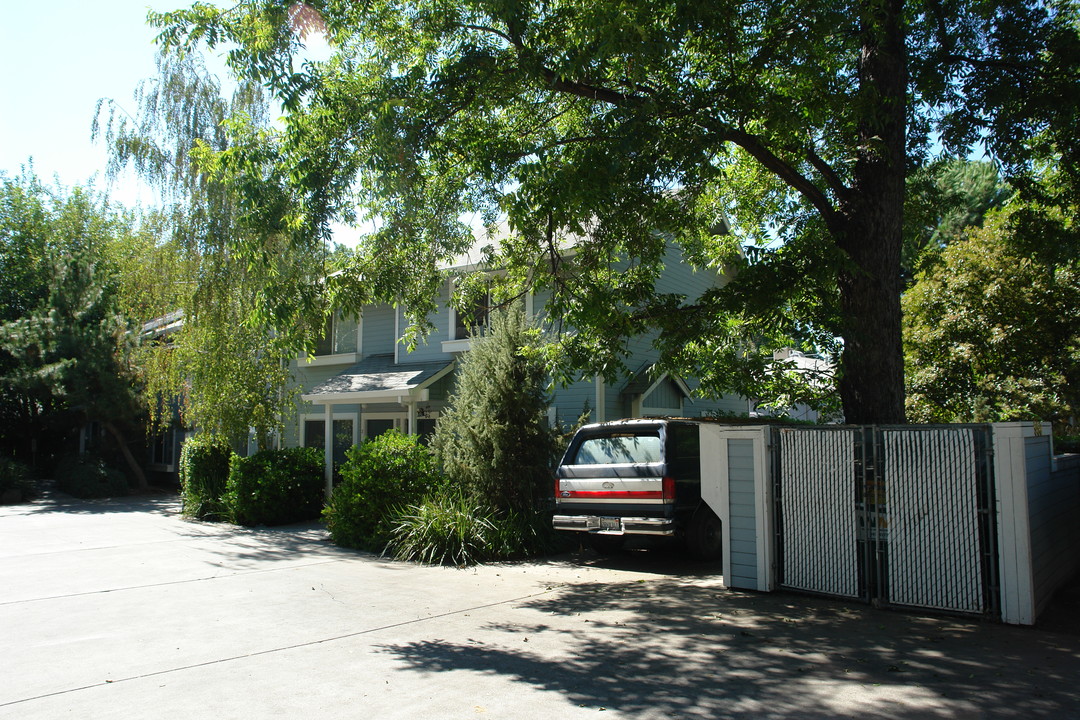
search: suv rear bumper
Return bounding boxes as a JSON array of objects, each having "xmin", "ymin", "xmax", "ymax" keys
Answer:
[{"xmin": 552, "ymin": 514, "xmax": 675, "ymax": 536}]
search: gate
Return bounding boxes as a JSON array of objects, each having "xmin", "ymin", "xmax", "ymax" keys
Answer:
[{"xmin": 774, "ymin": 425, "xmax": 999, "ymax": 616}]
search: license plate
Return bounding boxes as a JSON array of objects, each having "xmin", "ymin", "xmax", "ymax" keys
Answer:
[{"xmin": 600, "ymin": 516, "xmax": 620, "ymax": 531}]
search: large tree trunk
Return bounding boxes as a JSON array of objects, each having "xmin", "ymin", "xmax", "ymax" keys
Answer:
[{"xmin": 835, "ymin": 0, "xmax": 909, "ymax": 425}]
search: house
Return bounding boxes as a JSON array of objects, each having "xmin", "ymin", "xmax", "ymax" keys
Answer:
[{"xmin": 288, "ymin": 238, "xmax": 749, "ymax": 484}]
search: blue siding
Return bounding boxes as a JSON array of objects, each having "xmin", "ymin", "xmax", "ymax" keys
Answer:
[
  {"xmin": 728, "ymin": 438, "xmax": 758, "ymax": 588},
  {"xmin": 1027, "ymin": 436, "xmax": 1080, "ymax": 614}
]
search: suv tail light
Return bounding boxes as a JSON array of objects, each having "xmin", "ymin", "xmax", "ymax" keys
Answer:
[{"xmin": 662, "ymin": 476, "xmax": 676, "ymax": 501}]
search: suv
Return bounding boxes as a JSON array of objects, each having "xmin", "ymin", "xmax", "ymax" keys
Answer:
[{"xmin": 553, "ymin": 419, "xmax": 722, "ymax": 558}]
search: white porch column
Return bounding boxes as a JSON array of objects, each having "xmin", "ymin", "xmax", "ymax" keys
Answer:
[
  {"xmin": 324, "ymin": 402, "xmax": 334, "ymax": 500},
  {"xmin": 407, "ymin": 400, "xmax": 417, "ymax": 435}
]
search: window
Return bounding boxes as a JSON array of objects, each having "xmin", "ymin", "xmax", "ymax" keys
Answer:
[
  {"xmin": 313, "ymin": 313, "xmax": 360, "ymax": 357},
  {"xmin": 150, "ymin": 429, "xmax": 176, "ymax": 468},
  {"xmin": 302, "ymin": 416, "xmax": 357, "ymax": 474},
  {"xmin": 453, "ymin": 292, "xmax": 490, "ymax": 340},
  {"xmin": 572, "ymin": 433, "xmax": 663, "ymax": 465}
]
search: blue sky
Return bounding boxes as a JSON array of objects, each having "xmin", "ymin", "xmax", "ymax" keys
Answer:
[
  {"xmin": 0, "ymin": 2, "xmax": 185, "ymax": 205},
  {"xmin": 1, "ymin": 1, "xmax": 338, "ymax": 214}
]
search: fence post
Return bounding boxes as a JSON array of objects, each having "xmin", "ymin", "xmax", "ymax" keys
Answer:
[{"xmin": 992, "ymin": 422, "xmax": 1035, "ymax": 625}]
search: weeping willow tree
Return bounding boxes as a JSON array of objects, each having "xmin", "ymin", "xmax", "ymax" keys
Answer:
[{"xmin": 94, "ymin": 52, "xmax": 330, "ymax": 450}]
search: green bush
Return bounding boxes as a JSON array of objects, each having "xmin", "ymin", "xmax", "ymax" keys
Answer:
[
  {"xmin": 0, "ymin": 457, "xmax": 36, "ymax": 503},
  {"xmin": 54, "ymin": 454, "xmax": 129, "ymax": 499},
  {"xmin": 323, "ymin": 430, "xmax": 444, "ymax": 550},
  {"xmin": 179, "ymin": 435, "xmax": 233, "ymax": 520},
  {"xmin": 224, "ymin": 447, "xmax": 324, "ymax": 526}
]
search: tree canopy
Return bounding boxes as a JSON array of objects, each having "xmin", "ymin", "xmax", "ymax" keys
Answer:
[
  {"xmin": 904, "ymin": 171, "xmax": 1080, "ymax": 427},
  {"xmin": 0, "ymin": 172, "xmax": 147, "ymax": 481},
  {"xmin": 145, "ymin": 0, "xmax": 1080, "ymax": 423},
  {"xmin": 96, "ymin": 52, "xmax": 331, "ymax": 448}
]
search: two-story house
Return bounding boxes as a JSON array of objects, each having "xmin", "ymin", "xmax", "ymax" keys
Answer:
[{"xmin": 289, "ymin": 239, "xmax": 749, "ymax": 484}]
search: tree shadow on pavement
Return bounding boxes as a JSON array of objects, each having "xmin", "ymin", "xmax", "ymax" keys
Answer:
[
  {"xmin": 378, "ymin": 572, "xmax": 1080, "ymax": 719},
  {"xmin": 14, "ymin": 483, "xmax": 181, "ymax": 517}
]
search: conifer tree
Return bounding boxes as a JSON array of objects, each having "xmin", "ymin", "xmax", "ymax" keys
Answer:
[{"xmin": 432, "ymin": 303, "xmax": 560, "ymax": 514}]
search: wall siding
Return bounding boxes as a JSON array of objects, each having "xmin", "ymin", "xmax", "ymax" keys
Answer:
[
  {"xmin": 727, "ymin": 438, "xmax": 758, "ymax": 588},
  {"xmin": 1026, "ymin": 438, "xmax": 1080, "ymax": 616}
]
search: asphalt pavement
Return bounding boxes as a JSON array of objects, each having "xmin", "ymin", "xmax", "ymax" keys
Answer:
[{"xmin": 1, "ymin": 488, "xmax": 1078, "ymax": 719}]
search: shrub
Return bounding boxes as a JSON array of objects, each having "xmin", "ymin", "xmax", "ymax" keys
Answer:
[
  {"xmin": 54, "ymin": 454, "xmax": 129, "ymax": 499},
  {"xmin": 323, "ymin": 430, "xmax": 444, "ymax": 550},
  {"xmin": 224, "ymin": 447, "xmax": 324, "ymax": 526},
  {"xmin": 0, "ymin": 457, "xmax": 36, "ymax": 503},
  {"xmin": 387, "ymin": 492, "xmax": 503, "ymax": 566},
  {"xmin": 179, "ymin": 435, "xmax": 233, "ymax": 520},
  {"xmin": 431, "ymin": 303, "xmax": 561, "ymax": 515}
]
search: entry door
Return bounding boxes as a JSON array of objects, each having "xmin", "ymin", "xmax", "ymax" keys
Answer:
[{"xmin": 304, "ymin": 418, "xmax": 355, "ymax": 469}]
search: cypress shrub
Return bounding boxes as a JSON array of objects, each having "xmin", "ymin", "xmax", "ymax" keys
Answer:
[
  {"xmin": 431, "ymin": 303, "xmax": 561, "ymax": 514},
  {"xmin": 224, "ymin": 447, "xmax": 324, "ymax": 526},
  {"xmin": 178, "ymin": 435, "xmax": 232, "ymax": 520}
]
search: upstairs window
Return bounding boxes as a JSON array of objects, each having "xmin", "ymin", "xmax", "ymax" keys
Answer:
[
  {"xmin": 314, "ymin": 313, "xmax": 359, "ymax": 356},
  {"xmin": 453, "ymin": 292, "xmax": 490, "ymax": 340}
]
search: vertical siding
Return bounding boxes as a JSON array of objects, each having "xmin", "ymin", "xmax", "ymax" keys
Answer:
[
  {"xmin": 727, "ymin": 438, "xmax": 758, "ymax": 588},
  {"xmin": 1027, "ymin": 438, "xmax": 1080, "ymax": 614},
  {"xmin": 642, "ymin": 378, "xmax": 683, "ymax": 411}
]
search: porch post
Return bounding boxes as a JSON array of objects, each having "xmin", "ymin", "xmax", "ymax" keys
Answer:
[
  {"xmin": 407, "ymin": 400, "xmax": 417, "ymax": 435},
  {"xmin": 324, "ymin": 402, "xmax": 334, "ymax": 500}
]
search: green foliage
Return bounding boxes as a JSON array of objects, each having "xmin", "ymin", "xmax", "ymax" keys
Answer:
[
  {"xmin": 224, "ymin": 447, "xmax": 324, "ymax": 526},
  {"xmin": 147, "ymin": 0, "xmax": 1080, "ymax": 424},
  {"xmin": 432, "ymin": 304, "xmax": 561, "ymax": 515},
  {"xmin": 904, "ymin": 202, "xmax": 1080, "ymax": 426},
  {"xmin": 0, "ymin": 456, "xmax": 36, "ymax": 503},
  {"xmin": 903, "ymin": 159, "xmax": 1013, "ymax": 281},
  {"xmin": 97, "ymin": 52, "xmax": 316, "ymax": 450},
  {"xmin": 54, "ymin": 454, "xmax": 129, "ymax": 499},
  {"xmin": 178, "ymin": 434, "xmax": 233, "ymax": 520},
  {"xmin": 322, "ymin": 430, "xmax": 444, "ymax": 550},
  {"xmin": 387, "ymin": 492, "xmax": 555, "ymax": 566},
  {"xmin": 0, "ymin": 171, "xmax": 146, "ymax": 477}
]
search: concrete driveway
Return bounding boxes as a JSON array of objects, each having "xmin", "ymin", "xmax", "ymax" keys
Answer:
[{"xmin": 1, "ymin": 491, "xmax": 1078, "ymax": 719}]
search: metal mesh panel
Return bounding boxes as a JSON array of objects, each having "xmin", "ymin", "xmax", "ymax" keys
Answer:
[
  {"xmin": 779, "ymin": 429, "xmax": 859, "ymax": 597},
  {"xmin": 883, "ymin": 428, "xmax": 984, "ymax": 612}
]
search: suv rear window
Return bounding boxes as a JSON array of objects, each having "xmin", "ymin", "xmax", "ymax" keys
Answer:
[{"xmin": 573, "ymin": 433, "xmax": 662, "ymax": 465}]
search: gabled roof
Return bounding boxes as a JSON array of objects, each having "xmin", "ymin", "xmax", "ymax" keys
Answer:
[
  {"xmin": 621, "ymin": 362, "xmax": 693, "ymax": 401},
  {"xmin": 301, "ymin": 354, "xmax": 454, "ymax": 403}
]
